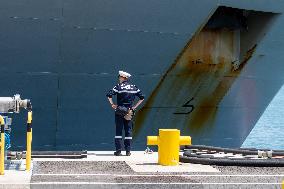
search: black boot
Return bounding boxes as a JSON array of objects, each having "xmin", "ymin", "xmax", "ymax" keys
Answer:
[
  {"xmin": 126, "ymin": 151, "xmax": 131, "ymax": 156},
  {"xmin": 114, "ymin": 151, "xmax": 122, "ymax": 156}
]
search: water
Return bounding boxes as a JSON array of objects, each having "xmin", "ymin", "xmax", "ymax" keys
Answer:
[{"xmin": 242, "ymin": 85, "xmax": 284, "ymax": 150}]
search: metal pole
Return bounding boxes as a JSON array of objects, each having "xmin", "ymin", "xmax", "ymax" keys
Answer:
[
  {"xmin": 26, "ymin": 111, "xmax": 32, "ymax": 171},
  {"xmin": 0, "ymin": 116, "xmax": 5, "ymax": 175}
]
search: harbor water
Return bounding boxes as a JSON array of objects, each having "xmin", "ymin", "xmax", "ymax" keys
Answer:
[{"xmin": 242, "ymin": 84, "xmax": 284, "ymax": 150}]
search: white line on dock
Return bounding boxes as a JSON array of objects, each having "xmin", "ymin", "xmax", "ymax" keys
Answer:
[
  {"xmin": 1, "ymin": 182, "xmax": 282, "ymax": 185},
  {"xmin": 32, "ymin": 173, "xmax": 284, "ymax": 177}
]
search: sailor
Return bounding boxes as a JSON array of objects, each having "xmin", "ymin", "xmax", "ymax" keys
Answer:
[{"xmin": 106, "ymin": 71, "xmax": 145, "ymax": 156}]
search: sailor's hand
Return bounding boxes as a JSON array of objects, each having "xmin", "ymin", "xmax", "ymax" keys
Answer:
[{"xmin": 111, "ymin": 104, "xmax": 117, "ymax": 109}]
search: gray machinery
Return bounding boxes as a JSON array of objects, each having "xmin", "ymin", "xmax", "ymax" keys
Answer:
[
  {"xmin": 0, "ymin": 94, "xmax": 32, "ymax": 114},
  {"xmin": 0, "ymin": 94, "xmax": 32, "ymax": 149}
]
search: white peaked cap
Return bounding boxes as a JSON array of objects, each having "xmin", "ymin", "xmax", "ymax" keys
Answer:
[{"xmin": 119, "ymin": 71, "xmax": 131, "ymax": 78}]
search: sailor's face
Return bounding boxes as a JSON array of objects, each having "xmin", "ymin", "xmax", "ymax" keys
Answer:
[{"xmin": 118, "ymin": 76, "xmax": 126, "ymax": 83}]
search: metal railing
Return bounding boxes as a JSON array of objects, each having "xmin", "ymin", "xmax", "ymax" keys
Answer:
[{"xmin": 0, "ymin": 111, "xmax": 33, "ymax": 175}]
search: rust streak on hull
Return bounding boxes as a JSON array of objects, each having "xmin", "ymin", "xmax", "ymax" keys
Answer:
[{"xmin": 134, "ymin": 28, "xmax": 256, "ymax": 138}]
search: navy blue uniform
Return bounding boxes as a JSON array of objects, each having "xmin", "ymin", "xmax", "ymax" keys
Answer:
[{"xmin": 106, "ymin": 81, "xmax": 144, "ymax": 152}]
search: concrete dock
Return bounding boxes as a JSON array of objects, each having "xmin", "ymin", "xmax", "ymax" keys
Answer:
[{"xmin": 0, "ymin": 151, "xmax": 283, "ymax": 189}]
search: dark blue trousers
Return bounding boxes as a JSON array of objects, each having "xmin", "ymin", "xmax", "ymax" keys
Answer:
[{"xmin": 114, "ymin": 114, "xmax": 133, "ymax": 152}]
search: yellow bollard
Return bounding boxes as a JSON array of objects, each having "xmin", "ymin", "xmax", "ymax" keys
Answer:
[
  {"xmin": 26, "ymin": 111, "xmax": 32, "ymax": 171},
  {"xmin": 0, "ymin": 116, "xmax": 5, "ymax": 175},
  {"xmin": 147, "ymin": 129, "xmax": 191, "ymax": 166},
  {"xmin": 282, "ymin": 180, "xmax": 284, "ymax": 189}
]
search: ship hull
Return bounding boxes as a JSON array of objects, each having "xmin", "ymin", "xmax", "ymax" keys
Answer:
[{"xmin": 0, "ymin": 0, "xmax": 283, "ymax": 150}]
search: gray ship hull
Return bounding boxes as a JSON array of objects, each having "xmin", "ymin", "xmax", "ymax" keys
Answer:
[{"xmin": 0, "ymin": 0, "xmax": 283, "ymax": 150}]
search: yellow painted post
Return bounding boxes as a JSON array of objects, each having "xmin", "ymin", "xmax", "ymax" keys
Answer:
[
  {"xmin": 26, "ymin": 111, "xmax": 32, "ymax": 171},
  {"xmin": 0, "ymin": 116, "xmax": 5, "ymax": 175},
  {"xmin": 147, "ymin": 129, "xmax": 191, "ymax": 166},
  {"xmin": 282, "ymin": 180, "xmax": 284, "ymax": 189}
]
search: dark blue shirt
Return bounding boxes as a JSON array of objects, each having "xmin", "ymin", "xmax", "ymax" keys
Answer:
[{"xmin": 106, "ymin": 81, "xmax": 144, "ymax": 108}]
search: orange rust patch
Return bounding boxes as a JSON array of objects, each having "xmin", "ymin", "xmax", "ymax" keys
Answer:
[{"xmin": 134, "ymin": 28, "xmax": 257, "ymax": 138}]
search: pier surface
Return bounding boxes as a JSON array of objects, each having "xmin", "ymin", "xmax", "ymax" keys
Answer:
[{"xmin": 0, "ymin": 151, "xmax": 283, "ymax": 189}]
